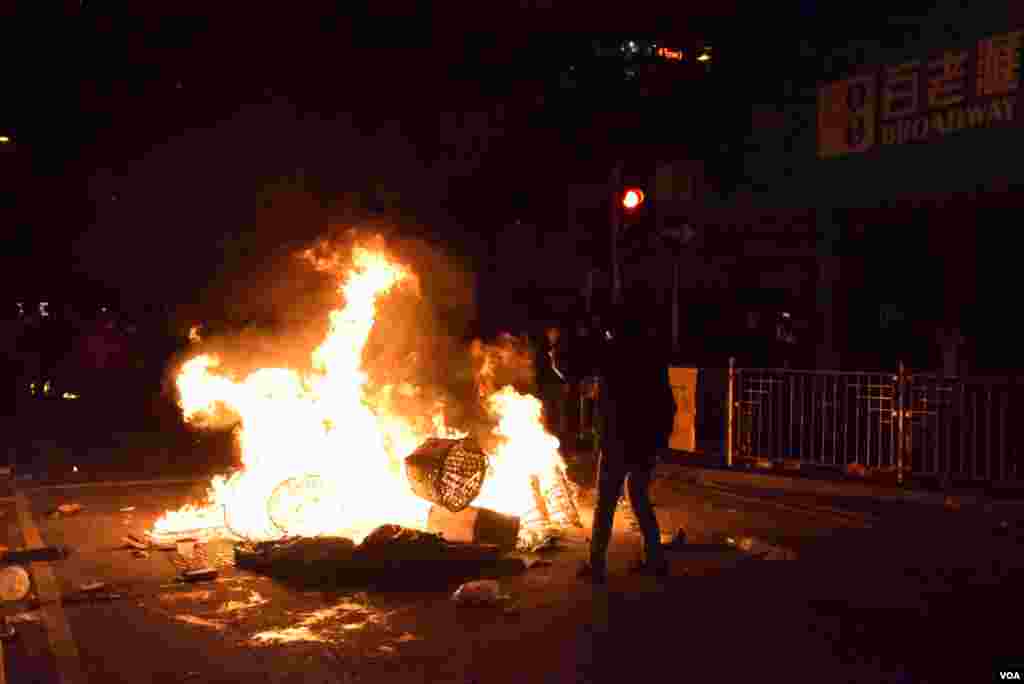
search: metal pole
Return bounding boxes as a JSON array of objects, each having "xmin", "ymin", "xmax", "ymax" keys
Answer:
[
  {"xmin": 584, "ymin": 269, "xmax": 594, "ymax": 317},
  {"xmin": 726, "ymin": 357, "xmax": 736, "ymax": 468},
  {"xmin": 671, "ymin": 260, "xmax": 680, "ymax": 355},
  {"xmin": 896, "ymin": 360, "xmax": 906, "ymax": 485},
  {"xmin": 610, "ymin": 162, "xmax": 623, "ymax": 308}
]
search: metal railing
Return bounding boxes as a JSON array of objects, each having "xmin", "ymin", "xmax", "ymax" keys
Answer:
[{"xmin": 725, "ymin": 359, "xmax": 1024, "ymax": 485}]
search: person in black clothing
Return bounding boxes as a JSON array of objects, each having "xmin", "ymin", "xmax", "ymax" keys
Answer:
[
  {"xmin": 578, "ymin": 307, "xmax": 676, "ymax": 583},
  {"xmin": 572, "ymin": 315, "xmax": 604, "ymax": 446},
  {"xmin": 536, "ymin": 325, "xmax": 569, "ymax": 439}
]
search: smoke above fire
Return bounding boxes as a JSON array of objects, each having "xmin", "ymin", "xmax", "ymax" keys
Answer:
[{"xmin": 155, "ymin": 232, "xmax": 563, "ymax": 545}]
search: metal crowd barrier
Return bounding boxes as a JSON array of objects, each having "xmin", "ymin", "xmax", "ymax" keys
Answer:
[{"xmin": 726, "ymin": 359, "xmax": 1024, "ymax": 485}]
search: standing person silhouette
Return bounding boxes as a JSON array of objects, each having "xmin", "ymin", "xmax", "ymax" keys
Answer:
[
  {"xmin": 579, "ymin": 306, "xmax": 676, "ymax": 583},
  {"xmin": 537, "ymin": 325, "xmax": 569, "ymax": 440}
]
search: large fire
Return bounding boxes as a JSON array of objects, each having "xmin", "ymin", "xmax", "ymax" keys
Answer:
[{"xmin": 152, "ymin": 243, "xmax": 570, "ymax": 546}]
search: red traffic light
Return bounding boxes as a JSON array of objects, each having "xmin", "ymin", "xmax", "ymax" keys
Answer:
[{"xmin": 622, "ymin": 188, "xmax": 645, "ymax": 210}]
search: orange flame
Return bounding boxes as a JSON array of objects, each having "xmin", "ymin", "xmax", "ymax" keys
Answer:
[{"xmin": 152, "ymin": 242, "xmax": 569, "ymax": 546}]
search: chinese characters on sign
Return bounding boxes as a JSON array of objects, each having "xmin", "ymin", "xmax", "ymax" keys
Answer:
[
  {"xmin": 977, "ymin": 31, "xmax": 1022, "ymax": 96},
  {"xmin": 817, "ymin": 75, "xmax": 877, "ymax": 158},
  {"xmin": 927, "ymin": 50, "xmax": 968, "ymax": 108},
  {"xmin": 882, "ymin": 61, "xmax": 921, "ymax": 120},
  {"xmin": 817, "ymin": 30, "xmax": 1023, "ymax": 158}
]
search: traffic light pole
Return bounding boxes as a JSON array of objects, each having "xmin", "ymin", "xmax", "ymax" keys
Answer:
[
  {"xmin": 671, "ymin": 258, "xmax": 680, "ymax": 355},
  {"xmin": 610, "ymin": 161, "xmax": 623, "ymax": 308}
]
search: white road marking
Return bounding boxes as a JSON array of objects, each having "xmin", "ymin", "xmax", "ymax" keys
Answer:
[
  {"xmin": 27, "ymin": 476, "xmax": 210, "ymax": 492},
  {"xmin": 14, "ymin": 491, "xmax": 86, "ymax": 684}
]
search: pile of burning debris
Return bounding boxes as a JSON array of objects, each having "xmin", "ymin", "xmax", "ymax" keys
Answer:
[{"xmin": 146, "ymin": 437, "xmax": 581, "ymax": 579}]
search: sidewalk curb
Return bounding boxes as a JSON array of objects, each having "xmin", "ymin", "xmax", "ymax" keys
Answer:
[{"xmin": 660, "ymin": 461, "xmax": 1024, "ymax": 513}]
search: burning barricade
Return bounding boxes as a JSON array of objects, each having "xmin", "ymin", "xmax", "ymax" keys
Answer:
[{"xmin": 146, "ymin": 241, "xmax": 580, "ymax": 581}]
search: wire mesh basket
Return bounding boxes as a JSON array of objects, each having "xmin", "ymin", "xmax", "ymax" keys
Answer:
[{"xmin": 405, "ymin": 437, "xmax": 489, "ymax": 513}]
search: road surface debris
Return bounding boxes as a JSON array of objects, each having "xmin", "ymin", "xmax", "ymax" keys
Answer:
[
  {"xmin": 49, "ymin": 503, "xmax": 84, "ymax": 518},
  {"xmin": 452, "ymin": 579, "xmax": 509, "ymax": 605},
  {"xmin": 183, "ymin": 568, "xmax": 219, "ymax": 583}
]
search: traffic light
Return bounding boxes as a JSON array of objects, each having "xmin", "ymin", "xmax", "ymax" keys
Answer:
[{"xmin": 621, "ymin": 187, "xmax": 645, "ymax": 210}]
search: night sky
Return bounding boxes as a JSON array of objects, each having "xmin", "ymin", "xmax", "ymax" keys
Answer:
[{"xmin": 1, "ymin": 1, "xmax": 945, "ymax": 312}]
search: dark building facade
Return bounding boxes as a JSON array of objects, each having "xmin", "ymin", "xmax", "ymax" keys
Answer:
[
  {"xmin": 483, "ymin": 12, "xmax": 1024, "ymax": 375},
  {"xmin": 748, "ymin": 3, "xmax": 1024, "ymax": 373}
]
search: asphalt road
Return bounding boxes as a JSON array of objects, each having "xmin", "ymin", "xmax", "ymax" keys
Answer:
[{"xmin": 3, "ymin": 456, "xmax": 1024, "ymax": 684}]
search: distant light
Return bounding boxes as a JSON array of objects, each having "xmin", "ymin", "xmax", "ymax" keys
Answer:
[
  {"xmin": 72, "ymin": 465, "xmax": 79, "ymax": 472},
  {"xmin": 697, "ymin": 46, "xmax": 712, "ymax": 62},
  {"xmin": 63, "ymin": 392, "xmax": 79, "ymax": 401},
  {"xmin": 622, "ymin": 188, "xmax": 645, "ymax": 210},
  {"xmin": 0, "ymin": 135, "xmax": 10, "ymax": 144},
  {"xmin": 657, "ymin": 47, "xmax": 685, "ymax": 62}
]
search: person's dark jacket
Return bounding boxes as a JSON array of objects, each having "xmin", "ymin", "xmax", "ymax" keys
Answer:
[
  {"xmin": 595, "ymin": 322, "xmax": 677, "ymax": 461},
  {"xmin": 535, "ymin": 338, "xmax": 566, "ymax": 391}
]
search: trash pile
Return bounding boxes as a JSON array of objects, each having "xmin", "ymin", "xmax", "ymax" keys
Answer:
[
  {"xmin": 405, "ymin": 436, "xmax": 581, "ymax": 549},
  {"xmin": 225, "ymin": 435, "xmax": 580, "ymax": 579},
  {"xmin": 234, "ymin": 523, "xmax": 506, "ymax": 576}
]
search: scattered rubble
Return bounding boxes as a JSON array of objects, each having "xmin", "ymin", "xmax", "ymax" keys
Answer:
[
  {"xmin": 64, "ymin": 591, "xmax": 128, "ymax": 604},
  {"xmin": 159, "ymin": 590, "xmax": 212, "ymax": 603},
  {"xmin": 183, "ymin": 568, "xmax": 219, "ymax": 583},
  {"xmin": 723, "ymin": 535, "xmax": 798, "ymax": 561},
  {"xmin": 452, "ymin": 579, "xmax": 507, "ymax": 605},
  {"xmin": 132, "ymin": 550, "xmax": 150, "ymax": 559},
  {"xmin": 50, "ymin": 503, "xmax": 84, "ymax": 518},
  {"xmin": 529, "ymin": 534, "xmax": 564, "ymax": 554},
  {"xmin": 845, "ymin": 463, "xmax": 868, "ymax": 479},
  {"xmin": 2, "ymin": 546, "xmax": 72, "ymax": 563},
  {"xmin": 176, "ymin": 538, "xmax": 198, "ymax": 559},
  {"xmin": 80, "ymin": 581, "xmax": 106, "ymax": 592},
  {"xmin": 217, "ymin": 591, "xmax": 268, "ymax": 613},
  {"xmin": 175, "ymin": 615, "xmax": 227, "ymax": 631},
  {"xmin": 123, "ymin": 536, "xmax": 149, "ymax": 550},
  {"xmin": 428, "ymin": 506, "xmax": 520, "ymax": 550},
  {"xmin": 5, "ymin": 611, "xmax": 40, "ymax": 624},
  {"xmin": 235, "ymin": 536, "xmax": 356, "ymax": 569}
]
